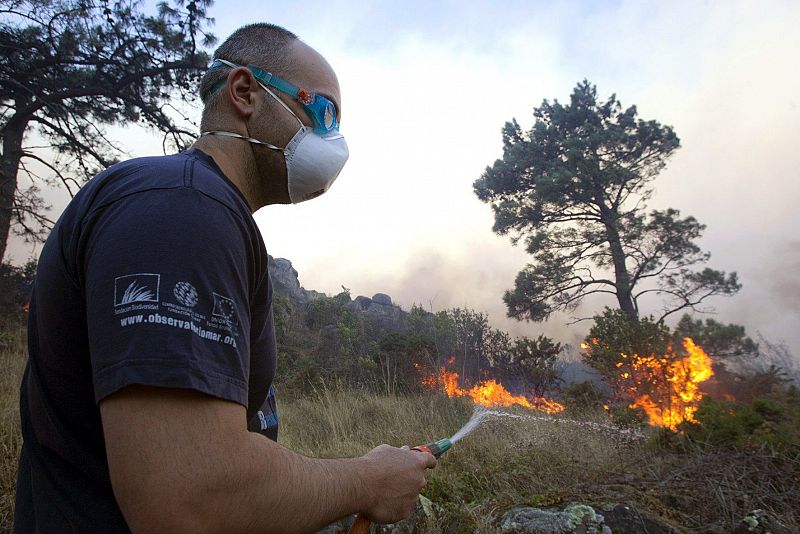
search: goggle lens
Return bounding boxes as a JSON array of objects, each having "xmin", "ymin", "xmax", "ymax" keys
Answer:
[{"xmin": 324, "ymin": 102, "xmax": 335, "ymax": 130}]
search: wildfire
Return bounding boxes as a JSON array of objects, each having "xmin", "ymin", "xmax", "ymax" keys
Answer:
[
  {"xmin": 623, "ymin": 337, "xmax": 714, "ymax": 430},
  {"xmin": 422, "ymin": 367, "xmax": 565, "ymax": 414}
]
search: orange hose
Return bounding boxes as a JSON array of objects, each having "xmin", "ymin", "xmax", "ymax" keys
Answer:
[{"xmin": 349, "ymin": 515, "xmax": 370, "ymax": 534}]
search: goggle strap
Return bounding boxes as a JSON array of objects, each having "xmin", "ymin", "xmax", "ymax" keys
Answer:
[
  {"xmin": 204, "ymin": 59, "xmax": 238, "ymax": 99},
  {"xmin": 207, "ymin": 79, "xmax": 227, "ymax": 97},
  {"xmin": 248, "ymin": 64, "xmax": 302, "ymax": 100},
  {"xmin": 208, "ymin": 59, "xmax": 300, "ymax": 102}
]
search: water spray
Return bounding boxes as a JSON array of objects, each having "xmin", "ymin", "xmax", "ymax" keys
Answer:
[{"xmin": 348, "ymin": 407, "xmax": 489, "ymax": 534}]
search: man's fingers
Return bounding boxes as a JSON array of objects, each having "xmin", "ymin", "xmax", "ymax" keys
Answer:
[
  {"xmin": 400, "ymin": 445, "xmax": 410, "ymax": 450},
  {"xmin": 417, "ymin": 451, "xmax": 437, "ymax": 469}
]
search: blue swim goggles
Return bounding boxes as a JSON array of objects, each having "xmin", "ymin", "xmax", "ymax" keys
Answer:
[{"xmin": 205, "ymin": 58, "xmax": 340, "ymax": 135}]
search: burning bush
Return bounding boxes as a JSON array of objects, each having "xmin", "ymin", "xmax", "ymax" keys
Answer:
[
  {"xmin": 582, "ymin": 309, "xmax": 672, "ymax": 384},
  {"xmin": 582, "ymin": 310, "xmax": 715, "ymax": 430},
  {"xmin": 419, "ymin": 364, "xmax": 565, "ymax": 414}
]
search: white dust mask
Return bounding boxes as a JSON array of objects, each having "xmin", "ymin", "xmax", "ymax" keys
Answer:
[{"xmin": 283, "ymin": 127, "xmax": 348, "ymax": 203}]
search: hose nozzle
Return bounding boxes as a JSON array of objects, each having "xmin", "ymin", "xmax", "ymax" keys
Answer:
[{"xmin": 412, "ymin": 438, "xmax": 452, "ymax": 458}]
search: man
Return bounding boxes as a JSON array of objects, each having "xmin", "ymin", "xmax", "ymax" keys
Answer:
[{"xmin": 15, "ymin": 23, "xmax": 436, "ymax": 533}]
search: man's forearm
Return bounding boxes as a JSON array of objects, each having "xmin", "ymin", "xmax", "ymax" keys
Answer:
[
  {"xmin": 210, "ymin": 433, "xmax": 372, "ymax": 533},
  {"xmin": 165, "ymin": 432, "xmax": 373, "ymax": 534},
  {"xmin": 102, "ymin": 387, "xmax": 432, "ymax": 533}
]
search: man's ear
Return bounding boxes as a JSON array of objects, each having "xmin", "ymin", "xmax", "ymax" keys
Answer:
[{"xmin": 224, "ymin": 68, "xmax": 262, "ymax": 119}]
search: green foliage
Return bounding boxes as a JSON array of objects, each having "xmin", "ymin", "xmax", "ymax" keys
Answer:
[
  {"xmin": 646, "ymin": 426, "xmax": 683, "ymax": 451},
  {"xmin": 583, "ymin": 308, "xmax": 671, "ymax": 381},
  {"xmin": 608, "ymin": 404, "xmax": 647, "ymax": 428},
  {"xmin": 305, "ymin": 290, "xmax": 352, "ymax": 330},
  {"xmin": 0, "ymin": 260, "xmax": 35, "ymax": 330},
  {"xmin": 0, "ymin": 0, "xmax": 216, "ymax": 260},
  {"xmin": 680, "ymin": 389, "xmax": 800, "ymax": 453},
  {"xmin": 274, "ymin": 290, "xmax": 565, "ymax": 399},
  {"xmin": 509, "ymin": 335, "xmax": 561, "ymax": 396},
  {"xmin": 436, "ymin": 307, "xmax": 491, "ymax": 385},
  {"xmin": 474, "ymin": 79, "xmax": 739, "ymax": 322},
  {"xmin": 561, "ymin": 380, "xmax": 607, "ymax": 410},
  {"xmin": 405, "ymin": 305, "xmax": 437, "ymax": 345},
  {"xmin": 673, "ymin": 314, "xmax": 758, "ymax": 359}
]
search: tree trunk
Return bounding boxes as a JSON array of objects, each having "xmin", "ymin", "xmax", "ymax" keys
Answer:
[
  {"xmin": 602, "ymin": 213, "xmax": 638, "ymax": 320},
  {"xmin": 0, "ymin": 119, "xmax": 26, "ymax": 263}
]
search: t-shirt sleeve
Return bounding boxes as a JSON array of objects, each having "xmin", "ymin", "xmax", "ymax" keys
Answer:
[{"xmin": 83, "ymin": 187, "xmax": 256, "ymax": 406}]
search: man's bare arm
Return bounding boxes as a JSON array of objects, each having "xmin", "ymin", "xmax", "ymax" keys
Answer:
[{"xmin": 99, "ymin": 385, "xmax": 436, "ymax": 533}]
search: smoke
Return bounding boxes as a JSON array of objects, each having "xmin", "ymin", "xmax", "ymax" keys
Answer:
[
  {"xmin": 303, "ymin": 236, "xmax": 598, "ymax": 349},
  {"xmin": 767, "ymin": 241, "xmax": 800, "ymax": 316},
  {"xmin": 297, "ymin": 233, "xmax": 800, "ymax": 369}
]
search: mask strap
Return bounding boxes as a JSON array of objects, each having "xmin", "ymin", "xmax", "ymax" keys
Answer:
[
  {"xmin": 259, "ymin": 83, "xmax": 304, "ymax": 128},
  {"xmin": 200, "ymin": 130, "xmax": 289, "ymax": 156}
]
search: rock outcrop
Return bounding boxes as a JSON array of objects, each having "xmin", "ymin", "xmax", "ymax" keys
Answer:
[
  {"xmin": 269, "ymin": 257, "xmax": 406, "ymax": 331},
  {"xmin": 316, "ymin": 501, "xmax": 678, "ymax": 533},
  {"xmin": 499, "ymin": 503, "xmax": 678, "ymax": 534},
  {"xmin": 269, "ymin": 256, "xmax": 308, "ymax": 303},
  {"xmin": 500, "ymin": 503, "xmax": 610, "ymax": 534},
  {"xmin": 345, "ymin": 293, "xmax": 405, "ymax": 332}
]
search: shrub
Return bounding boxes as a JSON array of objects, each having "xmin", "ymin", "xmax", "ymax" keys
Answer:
[
  {"xmin": 608, "ymin": 404, "xmax": 648, "ymax": 428},
  {"xmin": 681, "ymin": 388, "xmax": 800, "ymax": 453},
  {"xmin": 0, "ymin": 261, "xmax": 35, "ymax": 341},
  {"xmin": 583, "ymin": 308, "xmax": 672, "ymax": 383},
  {"xmin": 561, "ymin": 380, "xmax": 607, "ymax": 411}
]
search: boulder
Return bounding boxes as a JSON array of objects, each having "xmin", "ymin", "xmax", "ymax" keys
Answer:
[
  {"xmin": 499, "ymin": 503, "xmax": 679, "ymax": 534},
  {"xmin": 500, "ymin": 503, "xmax": 611, "ymax": 534},
  {"xmin": 371, "ymin": 293, "xmax": 392, "ymax": 306},
  {"xmin": 362, "ymin": 300, "xmax": 405, "ymax": 332},
  {"xmin": 353, "ymin": 295, "xmax": 373, "ymax": 309},
  {"xmin": 343, "ymin": 294, "xmax": 405, "ymax": 331},
  {"xmin": 600, "ymin": 504, "xmax": 679, "ymax": 533}
]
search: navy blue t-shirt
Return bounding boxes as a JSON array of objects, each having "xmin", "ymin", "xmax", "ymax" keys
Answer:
[{"xmin": 14, "ymin": 150, "xmax": 278, "ymax": 533}]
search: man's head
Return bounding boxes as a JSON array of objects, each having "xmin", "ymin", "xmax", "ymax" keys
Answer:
[
  {"xmin": 199, "ymin": 24, "xmax": 298, "ymax": 122},
  {"xmin": 197, "ymin": 23, "xmax": 345, "ymax": 207}
]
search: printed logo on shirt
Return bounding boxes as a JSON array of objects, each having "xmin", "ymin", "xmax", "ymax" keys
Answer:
[
  {"xmin": 173, "ymin": 281, "xmax": 199, "ymax": 308},
  {"xmin": 114, "ymin": 274, "xmax": 160, "ymax": 307},
  {"xmin": 211, "ymin": 292, "xmax": 238, "ymax": 324}
]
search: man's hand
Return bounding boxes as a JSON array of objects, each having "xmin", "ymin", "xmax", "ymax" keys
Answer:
[
  {"xmin": 100, "ymin": 385, "xmax": 437, "ymax": 533},
  {"xmin": 360, "ymin": 444, "xmax": 437, "ymax": 524}
]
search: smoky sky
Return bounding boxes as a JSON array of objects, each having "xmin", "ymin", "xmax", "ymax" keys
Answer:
[{"xmin": 6, "ymin": 1, "xmax": 799, "ymax": 362}]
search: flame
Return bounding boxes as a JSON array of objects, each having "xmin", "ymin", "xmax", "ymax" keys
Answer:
[
  {"xmin": 422, "ymin": 367, "xmax": 564, "ymax": 414},
  {"xmin": 623, "ymin": 337, "xmax": 713, "ymax": 430}
]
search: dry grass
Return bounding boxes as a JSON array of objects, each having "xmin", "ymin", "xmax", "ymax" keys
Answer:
[
  {"xmin": 280, "ymin": 389, "xmax": 662, "ymax": 532},
  {"xmin": 0, "ymin": 320, "xmax": 26, "ymax": 532},
  {"xmin": 1, "ymin": 328, "xmax": 797, "ymax": 533},
  {"xmin": 280, "ymin": 388, "xmax": 800, "ymax": 533}
]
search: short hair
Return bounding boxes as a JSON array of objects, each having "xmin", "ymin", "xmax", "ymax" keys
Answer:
[{"xmin": 199, "ymin": 23, "xmax": 299, "ymax": 123}]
